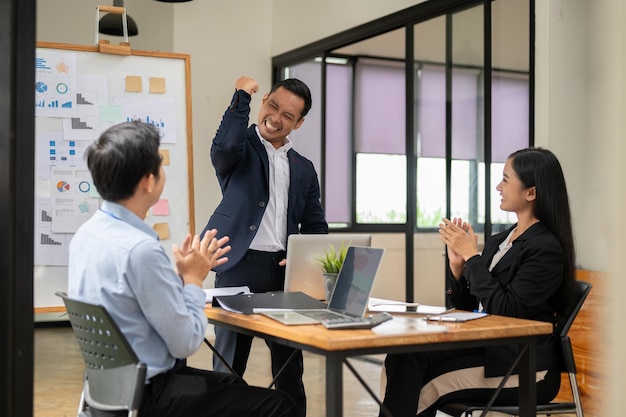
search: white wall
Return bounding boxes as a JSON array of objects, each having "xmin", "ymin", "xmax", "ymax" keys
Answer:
[
  {"xmin": 585, "ymin": 1, "xmax": 625, "ymax": 415},
  {"xmin": 270, "ymin": 0, "xmax": 427, "ymax": 56},
  {"xmin": 171, "ymin": 1, "xmax": 273, "ymax": 237},
  {"xmin": 535, "ymin": 0, "xmax": 592, "ymax": 270}
]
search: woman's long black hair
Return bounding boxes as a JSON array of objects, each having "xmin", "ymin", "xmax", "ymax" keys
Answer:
[{"xmin": 509, "ymin": 147, "xmax": 576, "ymax": 314}]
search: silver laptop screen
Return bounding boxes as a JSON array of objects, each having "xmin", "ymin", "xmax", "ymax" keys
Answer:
[{"xmin": 328, "ymin": 247, "xmax": 384, "ymax": 316}]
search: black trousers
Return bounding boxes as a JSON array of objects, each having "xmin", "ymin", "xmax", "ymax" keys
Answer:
[
  {"xmin": 138, "ymin": 363, "xmax": 296, "ymax": 417},
  {"xmin": 380, "ymin": 348, "xmax": 561, "ymax": 417},
  {"xmin": 214, "ymin": 250, "xmax": 307, "ymax": 417}
]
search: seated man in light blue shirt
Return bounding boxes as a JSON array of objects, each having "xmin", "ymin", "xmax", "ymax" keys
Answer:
[{"xmin": 68, "ymin": 121, "xmax": 296, "ymax": 417}]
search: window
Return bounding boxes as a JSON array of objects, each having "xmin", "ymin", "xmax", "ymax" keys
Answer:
[
  {"xmin": 356, "ymin": 153, "xmax": 406, "ymax": 224},
  {"xmin": 285, "ymin": 59, "xmax": 530, "ymax": 229},
  {"xmin": 354, "ymin": 59, "xmax": 406, "ymax": 224}
]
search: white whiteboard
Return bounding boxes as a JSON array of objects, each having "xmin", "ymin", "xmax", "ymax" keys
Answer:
[{"xmin": 34, "ymin": 42, "xmax": 194, "ymax": 310}]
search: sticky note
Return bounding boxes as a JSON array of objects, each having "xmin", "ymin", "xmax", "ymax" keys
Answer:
[
  {"xmin": 125, "ymin": 75, "xmax": 142, "ymax": 92},
  {"xmin": 99, "ymin": 105, "xmax": 122, "ymax": 122},
  {"xmin": 159, "ymin": 149, "xmax": 170, "ymax": 166},
  {"xmin": 149, "ymin": 77, "xmax": 166, "ymax": 93},
  {"xmin": 153, "ymin": 223, "xmax": 170, "ymax": 240},
  {"xmin": 152, "ymin": 199, "xmax": 169, "ymax": 216}
]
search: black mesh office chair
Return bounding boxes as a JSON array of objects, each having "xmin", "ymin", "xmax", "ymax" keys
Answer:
[
  {"xmin": 438, "ymin": 280, "xmax": 592, "ymax": 417},
  {"xmin": 56, "ymin": 292, "xmax": 146, "ymax": 417}
]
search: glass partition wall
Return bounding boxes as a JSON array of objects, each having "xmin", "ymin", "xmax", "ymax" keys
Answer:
[{"xmin": 273, "ymin": 0, "xmax": 532, "ymax": 301}]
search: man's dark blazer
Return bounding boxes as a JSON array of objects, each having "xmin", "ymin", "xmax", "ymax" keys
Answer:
[
  {"xmin": 447, "ymin": 222, "xmax": 565, "ymax": 377},
  {"xmin": 201, "ymin": 90, "xmax": 328, "ymax": 273}
]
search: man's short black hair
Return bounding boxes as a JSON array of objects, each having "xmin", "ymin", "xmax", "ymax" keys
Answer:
[
  {"xmin": 269, "ymin": 78, "xmax": 312, "ymax": 119},
  {"xmin": 86, "ymin": 121, "xmax": 162, "ymax": 202}
]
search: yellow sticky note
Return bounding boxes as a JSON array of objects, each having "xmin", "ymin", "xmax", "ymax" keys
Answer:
[
  {"xmin": 153, "ymin": 223, "xmax": 170, "ymax": 240},
  {"xmin": 149, "ymin": 77, "xmax": 166, "ymax": 93},
  {"xmin": 125, "ymin": 75, "xmax": 142, "ymax": 92},
  {"xmin": 159, "ymin": 149, "xmax": 170, "ymax": 166}
]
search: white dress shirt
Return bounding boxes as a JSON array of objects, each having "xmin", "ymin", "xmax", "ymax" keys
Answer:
[{"xmin": 249, "ymin": 126, "xmax": 292, "ymax": 252}]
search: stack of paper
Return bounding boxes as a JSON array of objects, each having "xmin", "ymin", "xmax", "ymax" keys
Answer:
[
  {"xmin": 425, "ymin": 311, "xmax": 488, "ymax": 322},
  {"xmin": 368, "ymin": 297, "xmax": 450, "ymax": 314},
  {"xmin": 203, "ymin": 286, "xmax": 251, "ymax": 303}
]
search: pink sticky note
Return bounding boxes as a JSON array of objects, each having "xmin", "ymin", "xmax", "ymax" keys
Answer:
[{"xmin": 152, "ymin": 199, "xmax": 169, "ymax": 216}]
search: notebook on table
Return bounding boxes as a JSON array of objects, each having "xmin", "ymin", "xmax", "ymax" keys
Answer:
[
  {"xmin": 213, "ymin": 291, "xmax": 326, "ymax": 314},
  {"xmin": 284, "ymin": 234, "xmax": 372, "ymax": 300},
  {"xmin": 261, "ymin": 246, "xmax": 386, "ymax": 328}
]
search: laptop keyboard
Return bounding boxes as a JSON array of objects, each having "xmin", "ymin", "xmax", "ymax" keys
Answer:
[
  {"xmin": 322, "ymin": 312, "xmax": 393, "ymax": 330},
  {"xmin": 298, "ymin": 310, "xmax": 348, "ymax": 321},
  {"xmin": 322, "ymin": 316, "xmax": 372, "ymax": 328},
  {"xmin": 296, "ymin": 310, "xmax": 393, "ymax": 329}
]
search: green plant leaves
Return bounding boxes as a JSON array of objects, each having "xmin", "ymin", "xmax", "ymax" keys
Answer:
[{"xmin": 314, "ymin": 240, "xmax": 350, "ymax": 274}]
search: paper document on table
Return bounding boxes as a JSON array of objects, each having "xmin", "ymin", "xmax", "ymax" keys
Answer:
[
  {"xmin": 368, "ymin": 297, "xmax": 449, "ymax": 314},
  {"xmin": 203, "ymin": 286, "xmax": 251, "ymax": 303},
  {"xmin": 426, "ymin": 311, "xmax": 488, "ymax": 322}
]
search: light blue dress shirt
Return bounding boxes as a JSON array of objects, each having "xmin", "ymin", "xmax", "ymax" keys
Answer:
[{"xmin": 68, "ymin": 201, "xmax": 207, "ymax": 381}]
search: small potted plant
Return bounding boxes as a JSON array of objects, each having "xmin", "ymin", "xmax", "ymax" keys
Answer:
[{"xmin": 314, "ymin": 240, "xmax": 350, "ymax": 300}]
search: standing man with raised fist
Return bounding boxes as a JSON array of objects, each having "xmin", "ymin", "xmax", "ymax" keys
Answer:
[{"xmin": 202, "ymin": 76, "xmax": 328, "ymax": 417}]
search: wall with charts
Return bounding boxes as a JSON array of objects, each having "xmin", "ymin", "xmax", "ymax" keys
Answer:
[{"xmin": 34, "ymin": 42, "xmax": 194, "ymax": 311}]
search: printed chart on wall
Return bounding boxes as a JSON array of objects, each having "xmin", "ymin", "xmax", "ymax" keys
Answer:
[{"xmin": 34, "ymin": 42, "xmax": 195, "ymax": 310}]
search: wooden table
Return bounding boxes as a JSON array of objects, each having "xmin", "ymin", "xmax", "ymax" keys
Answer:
[
  {"xmin": 205, "ymin": 307, "xmax": 553, "ymax": 417},
  {"xmin": 34, "ymin": 306, "xmax": 67, "ymax": 314}
]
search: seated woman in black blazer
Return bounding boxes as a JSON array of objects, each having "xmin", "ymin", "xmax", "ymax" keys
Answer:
[{"xmin": 379, "ymin": 147, "xmax": 576, "ymax": 417}]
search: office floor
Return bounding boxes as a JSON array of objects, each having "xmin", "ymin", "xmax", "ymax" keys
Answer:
[{"xmin": 34, "ymin": 323, "xmax": 386, "ymax": 417}]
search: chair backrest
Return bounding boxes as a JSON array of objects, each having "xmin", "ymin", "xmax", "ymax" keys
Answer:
[
  {"xmin": 56, "ymin": 292, "xmax": 146, "ymax": 414},
  {"xmin": 555, "ymin": 280, "xmax": 592, "ymax": 338},
  {"xmin": 550, "ymin": 280, "xmax": 591, "ymax": 377}
]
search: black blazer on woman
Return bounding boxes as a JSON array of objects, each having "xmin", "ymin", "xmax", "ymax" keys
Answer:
[{"xmin": 447, "ymin": 222, "xmax": 564, "ymax": 377}]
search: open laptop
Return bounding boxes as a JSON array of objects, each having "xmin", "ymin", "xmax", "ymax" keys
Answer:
[
  {"xmin": 262, "ymin": 246, "xmax": 384, "ymax": 326},
  {"xmin": 284, "ymin": 233, "xmax": 372, "ymax": 300}
]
